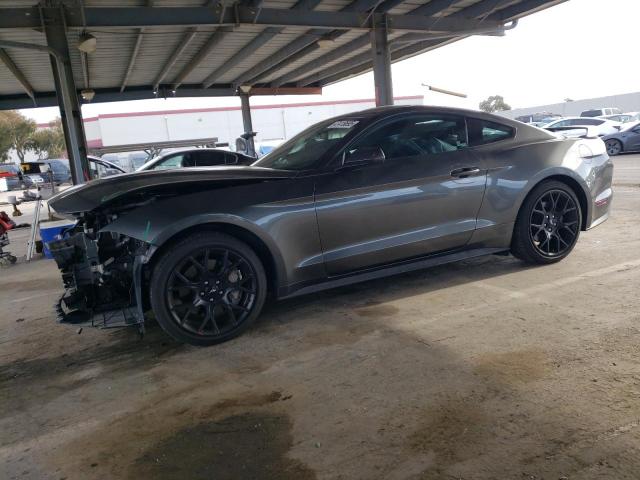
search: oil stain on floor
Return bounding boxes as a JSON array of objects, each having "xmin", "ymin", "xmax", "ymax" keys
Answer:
[{"xmin": 127, "ymin": 412, "xmax": 316, "ymax": 480}]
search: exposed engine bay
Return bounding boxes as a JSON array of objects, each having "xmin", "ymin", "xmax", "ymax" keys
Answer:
[{"xmin": 49, "ymin": 211, "xmax": 151, "ymax": 331}]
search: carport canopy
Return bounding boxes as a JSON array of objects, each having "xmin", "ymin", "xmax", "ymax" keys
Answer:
[{"xmin": 0, "ymin": 0, "xmax": 564, "ymax": 183}]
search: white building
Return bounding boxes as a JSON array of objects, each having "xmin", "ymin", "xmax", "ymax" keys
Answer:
[
  {"xmin": 499, "ymin": 91, "xmax": 640, "ymax": 120},
  {"xmin": 83, "ymin": 95, "xmax": 424, "ymax": 152}
]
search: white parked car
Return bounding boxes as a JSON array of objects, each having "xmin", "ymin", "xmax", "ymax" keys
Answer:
[
  {"xmin": 542, "ymin": 117, "xmax": 622, "ymax": 136},
  {"xmin": 598, "ymin": 112, "xmax": 640, "ymax": 124},
  {"xmin": 580, "ymin": 107, "xmax": 622, "ymax": 117}
]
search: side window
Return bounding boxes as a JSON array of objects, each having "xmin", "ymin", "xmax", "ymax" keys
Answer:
[
  {"xmin": 152, "ymin": 153, "xmax": 186, "ymax": 170},
  {"xmin": 195, "ymin": 151, "xmax": 226, "ymax": 167},
  {"xmin": 467, "ymin": 118, "xmax": 514, "ymax": 146},
  {"xmin": 581, "ymin": 118, "xmax": 603, "ymax": 126},
  {"xmin": 346, "ymin": 114, "xmax": 467, "ymax": 161},
  {"xmin": 224, "ymin": 153, "xmax": 239, "ymax": 165}
]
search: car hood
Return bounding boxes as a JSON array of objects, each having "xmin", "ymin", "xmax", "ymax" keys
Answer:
[{"xmin": 49, "ymin": 165, "xmax": 295, "ymax": 214}]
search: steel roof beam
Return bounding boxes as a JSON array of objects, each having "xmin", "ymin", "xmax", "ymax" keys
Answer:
[
  {"xmin": 153, "ymin": 27, "xmax": 197, "ymax": 91},
  {"xmin": 42, "ymin": 6, "xmax": 89, "ymax": 185},
  {"xmin": 0, "ymin": 48, "xmax": 35, "ymax": 102},
  {"xmin": 371, "ymin": 16, "xmax": 392, "ymax": 106},
  {"xmin": 120, "ymin": 0, "xmax": 154, "ymax": 92},
  {"xmin": 170, "ymin": 0, "xmax": 262, "ymax": 91},
  {"xmin": 120, "ymin": 32, "xmax": 143, "ymax": 92},
  {"xmin": 239, "ymin": 0, "xmax": 392, "ymax": 86},
  {"xmin": 231, "ymin": 33, "xmax": 325, "ymax": 87},
  {"xmin": 0, "ymin": 6, "xmax": 503, "ymax": 33},
  {"xmin": 0, "ymin": 85, "xmax": 322, "ymax": 110},
  {"xmin": 171, "ymin": 28, "xmax": 229, "ymax": 90},
  {"xmin": 201, "ymin": 0, "xmax": 322, "ymax": 89}
]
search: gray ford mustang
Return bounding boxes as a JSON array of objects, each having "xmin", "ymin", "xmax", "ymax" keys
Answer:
[{"xmin": 49, "ymin": 106, "xmax": 613, "ymax": 346}]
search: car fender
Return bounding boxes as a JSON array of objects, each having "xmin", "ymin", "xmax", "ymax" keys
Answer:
[
  {"xmin": 515, "ymin": 166, "xmax": 592, "ymax": 224},
  {"xmin": 102, "ymin": 210, "xmax": 288, "ymax": 288}
]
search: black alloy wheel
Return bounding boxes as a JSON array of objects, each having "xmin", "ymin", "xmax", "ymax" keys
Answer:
[
  {"xmin": 529, "ymin": 189, "xmax": 579, "ymax": 257},
  {"xmin": 511, "ymin": 180, "xmax": 582, "ymax": 265},
  {"xmin": 151, "ymin": 232, "xmax": 267, "ymax": 346},
  {"xmin": 605, "ymin": 139, "xmax": 622, "ymax": 156}
]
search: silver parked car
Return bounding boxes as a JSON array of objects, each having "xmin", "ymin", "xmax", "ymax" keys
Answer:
[
  {"xmin": 601, "ymin": 121, "xmax": 640, "ymax": 155},
  {"xmin": 543, "ymin": 117, "xmax": 622, "ymax": 136},
  {"xmin": 48, "ymin": 106, "xmax": 613, "ymax": 346}
]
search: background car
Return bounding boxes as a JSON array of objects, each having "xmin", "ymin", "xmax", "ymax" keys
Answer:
[
  {"xmin": 515, "ymin": 112, "xmax": 562, "ymax": 126},
  {"xmin": 543, "ymin": 116, "xmax": 622, "ymax": 136},
  {"xmin": 57, "ymin": 156, "xmax": 126, "ymax": 180},
  {"xmin": 581, "ymin": 107, "xmax": 622, "ymax": 117},
  {"xmin": 49, "ymin": 106, "xmax": 613, "ymax": 346},
  {"xmin": 599, "ymin": 112, "xmax": 640, "ymax": 123},
  {"xmin": 88, "ymin": 156, "xmax": 126, "ymax": 178},
  {"xmin": 0, "ymin": 163, "xmax": 30, "ymax": 190},
  {"xmin": 137, "ymin": 148, "xmax": 255, "ymax": 171},
  {"xmin": 601, "ymin": 121, "xmax": 640, "ymax": 155},
  {"xmin": 20, "ymin": 159, "xmax": 71, "ymax": 186}
]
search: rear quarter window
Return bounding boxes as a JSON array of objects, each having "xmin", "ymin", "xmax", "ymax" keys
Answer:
[{"xmin": 467, "ymin": 118, "xmax": 515, "ymax": 146}]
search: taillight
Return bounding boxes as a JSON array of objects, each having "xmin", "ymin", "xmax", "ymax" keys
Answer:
[{"xmin": 0, "ymin": 172, "xmax": 16, "ymax": 178}]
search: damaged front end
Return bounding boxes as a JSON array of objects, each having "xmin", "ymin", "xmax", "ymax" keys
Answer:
[{"xmin": 49, "ymin": 213, "xmax": 151, "ymax": 332}]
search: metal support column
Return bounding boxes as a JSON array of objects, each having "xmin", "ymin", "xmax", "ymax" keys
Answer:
[
  {"xmin": 42, "ymin": 7, "xmax": 89, "ymax": 185},
  {"xmin": 370, "ymin": 15, "xmax": 393, "ymax": 107},
  {"xmin": 239, "ymin": 93, "xmax": 256, "ymax": 157}
]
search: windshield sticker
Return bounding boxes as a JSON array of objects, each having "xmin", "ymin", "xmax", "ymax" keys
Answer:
[{"xmin": 327, "ymin": 120, "xmax": 359, "ymax": 129}]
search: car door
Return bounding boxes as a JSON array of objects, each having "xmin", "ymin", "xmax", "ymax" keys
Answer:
[
  {"xmin": 314, "ymin": 112, "xmax": 487, "ymax": 276},
  {"xmin": 624, "ymin": 124, "xmax": 640, "ymax": 150}
]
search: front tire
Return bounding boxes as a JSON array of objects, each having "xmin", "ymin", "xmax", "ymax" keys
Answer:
[
  {"xmin": 605, "ymin": 139, "xmax": 622, "ymax": 156},
  {"xmin": 150, "ymin": 232, "xmax": 267, "ymax": 346},
  {"xmin": 511, "ymin": 180, "xmax": 582, "ymax": 265}
]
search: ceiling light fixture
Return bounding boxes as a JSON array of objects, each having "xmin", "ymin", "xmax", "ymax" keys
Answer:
[
  {"xmin": 316, "ymin": 38, "xmax": 335, "ymax": 48},
  {"xmin": 80, "ymin": 89, "xmax": 95, "ymax": 101},
  {"xmin": 77, "ymin": 32, "xmax": 97, "ymax": 54}
]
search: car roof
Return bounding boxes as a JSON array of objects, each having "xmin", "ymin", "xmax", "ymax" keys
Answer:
[
  {"xmin": 155, "ymin": 147, "xmax": 232, "ymax": 158},
  {"xmin": 331, "ymin": 104, "xmax": 524, "ymax": 128}
]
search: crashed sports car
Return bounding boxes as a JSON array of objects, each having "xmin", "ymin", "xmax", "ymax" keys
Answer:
[{"xmin": 48, "ymin": 106, "xmax": 613, "ymax": 346}]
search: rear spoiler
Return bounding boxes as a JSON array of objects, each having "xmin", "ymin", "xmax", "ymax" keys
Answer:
[{"xmin": 544, "ymin": 126, "xmax": 599, "ymax": 139}]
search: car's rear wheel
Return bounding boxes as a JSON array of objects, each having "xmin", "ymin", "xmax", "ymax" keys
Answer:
[
  {"xmin": 150, "ymin": 232, "xmax": 267, "ymax": 346},
  {"xmin": 511, "ymin": 180, "xmax": 582, "ymax": 264},
  {"xmin": 605, "ymin": 139, "xmax": 623, "ymax": 156}
]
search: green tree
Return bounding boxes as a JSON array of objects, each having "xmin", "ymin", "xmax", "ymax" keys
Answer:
[
  {"xmin": 479, "ymin": 95, "xmax": 512, "ymax": 113},
  {"xmin": 31, "ymin": 118, "xmax": 66, "ymax": 159},
  {"xmin": 0, "ymin": 114, "xmax": 13, "ymax": 162},
  {"xmin": 0, "ymin": 110, "xmax": 36, "ymax": 162}
]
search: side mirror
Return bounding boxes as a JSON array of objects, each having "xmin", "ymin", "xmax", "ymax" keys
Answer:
[{"xmin": 343, "ymin": 146, "xmax": 385, "ymax": 168}]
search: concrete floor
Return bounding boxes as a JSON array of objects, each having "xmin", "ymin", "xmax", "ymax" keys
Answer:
[{"xmin": 1, "ymin": 155, "xmax": 639, "ymax": 480}]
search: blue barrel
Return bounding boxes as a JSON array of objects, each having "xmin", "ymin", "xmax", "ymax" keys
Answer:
[{"xmin": 40, "ymin": 220, "xmax": 75, "ymax": 259}]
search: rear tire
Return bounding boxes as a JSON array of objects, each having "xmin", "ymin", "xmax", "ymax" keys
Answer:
[
  {"xmin": 150, "ymin": 232, "xmax": 267, "ymax": 346},
  {"xmin": 511, "ymin": 180, "xmax": 582, "ymax": 265},
  {"xmin": 605, "ymin": 139, "xmax": 622, "ymax": 156}
]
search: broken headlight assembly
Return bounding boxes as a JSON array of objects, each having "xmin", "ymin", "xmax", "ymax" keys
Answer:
[{"xmin": 49, "ymin": 213, "xmax": 151, "ymax": 331}]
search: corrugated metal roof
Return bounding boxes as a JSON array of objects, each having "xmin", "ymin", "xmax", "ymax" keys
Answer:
[{"xmin": 0, "ymin": 0, "xmax": 565, "ymax": 109}]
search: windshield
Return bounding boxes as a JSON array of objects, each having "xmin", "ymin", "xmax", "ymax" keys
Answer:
[{"xmin": 253, "ymin": 117, "xmax": 361, "ymax": 170}]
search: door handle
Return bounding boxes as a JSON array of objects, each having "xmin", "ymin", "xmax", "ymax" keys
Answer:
[{"xmin": 450, "ymin": 167, "xmax": 481, "ymax": 178}]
